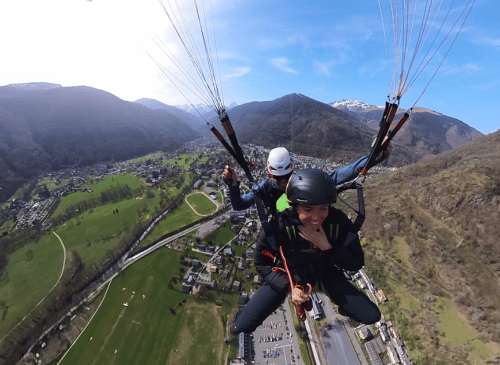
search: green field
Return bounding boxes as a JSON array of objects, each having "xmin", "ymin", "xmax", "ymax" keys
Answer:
[
  {"xmin": 135, "ymin": 201, "xmax": 201, "ymax": 251},
  {"xmin": 164, "ymin": 153, "xmax": 208, "ymax": 169},
  {"xmin": 186, "ymin": 192, "xmax": 217, "ymax": 215},
  {"xmin": 53, "ymin": 196, "xmax": 147, "ymax": 269},
  {"xmin": 50, "ymin": 172, "xmax": 144, "ymax": 219},
  {"xmin": 437, "ymin": 297, "xmax": 491, "ymax": 360},
  {"xmin": 128, "ymin": 152, "xmax": 163, "ymax": 163},
  {"xmin": 58, "ymin": 249, "xmax": 237, "ymax": 365},
  {"xmin": 0, "ymin": 233, "xmax": 64, "ymax": 338},
  {"xmin": 205, "ymin": 221, "xmax": 236, "ymax": 246}
]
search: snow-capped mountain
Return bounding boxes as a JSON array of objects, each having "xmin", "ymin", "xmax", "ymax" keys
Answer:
[
  {"xmin": 330, "ymin": 99, "xmax": 384, "ymax": 112},
  {"xmin": 330, "ymin": 99, "xmax": 385, "ymax": 126}
]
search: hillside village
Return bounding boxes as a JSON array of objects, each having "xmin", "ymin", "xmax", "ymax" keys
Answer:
[
  {"xmin": 1, "ymin": 140, "xmax": 414, "ymax": 365},
  {"xmin": 2, "ymin": 136, "xmax": 389, "ymax": 234}
]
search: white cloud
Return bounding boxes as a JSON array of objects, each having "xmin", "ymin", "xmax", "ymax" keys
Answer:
[
  {"xmin": 313, "ymin": 51, "xmax": 351, "ymax": 77},
  {"xmin": 440, "ymin": 62, "xmax": 482, "ymax": 76},
  {"xmin": 270, "ymin": 58, "xmax": 298, "ymax": 74},
  {"xmin": 473, "ymin": 36, "xmax": 500, "ymax": 49},
  {"xmin": 225, "ymin": 67, "xmax": 251, "ymax": 79},
  {"xmin": 313, "ymin": 60, "xmax": 334, "ymax": 77}
]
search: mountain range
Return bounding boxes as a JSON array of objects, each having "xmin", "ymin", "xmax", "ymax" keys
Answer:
[
  {"xmin": 332, "ymin": 99, "xmax": 483, "ymax": 160},
  {"xmin": 0, "ymin": 83, "xmax": 200, "ymax": 201},
  {"xmin": 0, "ymin": 83, "xmax": 484, "ymax": 202}
]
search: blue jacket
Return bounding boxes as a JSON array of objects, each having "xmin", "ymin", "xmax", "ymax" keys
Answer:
[{"xmin": 226, "ymin": 154, "xmax": 369, "ymax": 213}]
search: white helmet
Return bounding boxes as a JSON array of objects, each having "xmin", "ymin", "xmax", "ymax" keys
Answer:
[{"xmin": 267, "ymin": 147, "xmax": 293, "ymax": 176}]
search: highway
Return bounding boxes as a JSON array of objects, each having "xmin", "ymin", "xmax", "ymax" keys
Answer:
[{"xmin": 315, "ymin": 292, "xmax": 369, "ymax": 365}]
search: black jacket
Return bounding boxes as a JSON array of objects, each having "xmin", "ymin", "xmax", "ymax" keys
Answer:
[{"xmin": 253, "ymin": 206, "xmax": 364, "ymax": 293}]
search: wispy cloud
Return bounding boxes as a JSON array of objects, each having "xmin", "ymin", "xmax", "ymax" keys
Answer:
[
  {"xmin": 224, "ymin": 67, "xmax": 251, "ymax": 79},
  {"xmin": 473, "ymin": 36, "xmax": 500, "ymax": 49},
  {"xmin": 216, "ymin": 52, "xmax": 251, "ymax": 62},
  {"xmin": 312, "ymin": 52, "xmax": 351, "ymax": 77},
  {"xmin": 440, "ymin": 62, "xmax": 482, "ymax": 76},
  {"xmin": 258, "ymin": 33, "xmax": 311, "ymax": 51},
  {"xmin": 270, "ymin": 58, "xmax": 298, "ymax": 74},
  {"xmin": 472, "ymin": 79, "xmax": 500, "ymax": 91}
]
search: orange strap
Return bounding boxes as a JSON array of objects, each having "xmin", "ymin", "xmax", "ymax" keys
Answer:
[
  {"xmin": 271, "ymin": 246, "xmax": 312, "ymax": 296},
  {"xmin": 262, "ymin": 250, "xmax": 275, "ymax": 260}
]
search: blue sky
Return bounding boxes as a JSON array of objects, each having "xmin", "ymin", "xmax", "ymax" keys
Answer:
[{"xmin": 0, "ymin": 0, "xmax": 498, "ymax": 134}]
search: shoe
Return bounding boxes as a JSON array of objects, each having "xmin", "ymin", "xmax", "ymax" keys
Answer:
[
  {"xmin": 304, "ymin": 298, "xmax": 313, "ymax": 312},
  {"xmin": 294, "ymin": 302, "xmax": 307, "ymax": 321}
]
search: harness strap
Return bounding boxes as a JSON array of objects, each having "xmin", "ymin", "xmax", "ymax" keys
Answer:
[
  {"xmin": 253, "ymin": 186, "xmax": 278, "ymax": 251},
  {"xmin": 261, "ymin": 250, "xmax": 275, "ymax": 260},
  {"xmin": 271, "ymin": 246, "xmax": 311, "ymax": 293}
]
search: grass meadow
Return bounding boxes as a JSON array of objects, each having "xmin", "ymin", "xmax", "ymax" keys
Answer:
[
  {"xmin": 58, "ymin": 249, "xmax": 237, "ymax": 365},
  {"xmin": 134, "ymin": 201, "xmax": 201, "ymax": 251},
  {"xmin": 0, "ymin": 233, "xmax": 64, "ymax": 338},
  {"xmin": 53, "ymin": 196, "xmax": 146, "ymax": 269},
  {"xmin": 127, "ymin": 152, "xmax": 163, "ymax": 163},
  {"xmin": 50, "ymin": 172, "xmax": 144, "ymax": 219},
  {"xmin": 186, "ymin": 192, "xmax": 217, "ymax": 216}
]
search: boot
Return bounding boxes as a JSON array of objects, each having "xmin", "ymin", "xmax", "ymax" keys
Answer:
[
  {"xmin": 304, "ymin": 298, "xmax": 313, "ymax": 312},
  {"xmin": 294, "ymin": 302, "xmax": 307, "ymax": 321}
]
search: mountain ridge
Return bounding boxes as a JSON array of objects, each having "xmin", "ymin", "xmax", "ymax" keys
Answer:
[
  {"xmin": 0, "ymin": 85, "xmax": 201, "ymax": 201},
  {"xmin": 0, "ymin": 84, "xmax": 484, "ymax": 202}
]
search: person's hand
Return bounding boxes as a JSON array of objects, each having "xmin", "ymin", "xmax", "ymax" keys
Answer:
[
  {"xmin": 222, "ymin": 165, "xmax": 238, "ymax": 186},
  {"xmin": 298, "ymin": 225, "xmax": 332, "ymax": 251},
  {"xmin": 291, "ymin": 286, "xmax": 308, "ymax": 304}
]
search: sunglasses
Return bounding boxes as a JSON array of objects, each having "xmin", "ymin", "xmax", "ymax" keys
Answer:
[{"xmin": 272, "ymin": 172, "xmax": 293, "ymax": 182}]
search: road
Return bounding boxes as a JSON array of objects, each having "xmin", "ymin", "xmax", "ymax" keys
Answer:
[{"xmin": 316, "ymin": 292, "xmax": 369, "ymax": 365}]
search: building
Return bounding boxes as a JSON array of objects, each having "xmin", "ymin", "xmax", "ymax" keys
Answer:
[
  {"xmin": 377, "ymin": 289, "xmax": 387, "ymax": 302},
  {"xmin": 312, "ymin": 300, "xmax": 325, "ymax": 320},
  {"xmin": 238, "ymin": 332, "xmax": 254, "ymax": 363},
  {"xmin": 238, "ymin": 292, "xmax": 248, "ymax": 305},
  {"xmin": 357, "ymin": 327, "xmax": 372, "ymax": 340},
  {"xmin": 232, "ymin": 280, "xmax": 241, "ymax": 292},
  {"xmin": 230, "ymin": 211, "xmax": 247, "ymax": 223}
]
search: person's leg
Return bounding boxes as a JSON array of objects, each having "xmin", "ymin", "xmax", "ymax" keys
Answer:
[
  {"xmin": 229, "ymin": 283, "xmax": 287, "ymax": 334},
  {"xmin": 320, "ymin": 269, "xmax": 381, "ymax": 324}
]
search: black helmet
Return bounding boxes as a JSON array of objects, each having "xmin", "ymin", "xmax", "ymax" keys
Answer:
[{"xmin": 286, "ymin": 168, "xmax": 336, "ymax": 205}]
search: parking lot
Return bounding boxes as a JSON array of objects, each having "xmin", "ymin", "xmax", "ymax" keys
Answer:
[{"xmin": 252, "ymin": 299, "xmax": 304, "ymax": 365}]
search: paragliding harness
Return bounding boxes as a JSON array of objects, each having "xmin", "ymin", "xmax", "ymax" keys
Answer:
[
  {"xmin": 261, "ymin": 245, "xmax": 313, "ymax": 321},
  {"xmin": 260, "ymin": 218, "xmax": 343, "ymax": 321}
]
